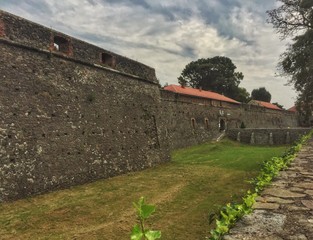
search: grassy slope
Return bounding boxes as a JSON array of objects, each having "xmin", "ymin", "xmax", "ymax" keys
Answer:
[{"xmin": 0, "ymin": 140, "xmax": 287, "ymax": 240}]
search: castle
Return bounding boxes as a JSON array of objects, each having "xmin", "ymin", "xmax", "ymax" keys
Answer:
[{"xmin": 0, "ymin": 10, "xmax": 302, "ymax": 201}]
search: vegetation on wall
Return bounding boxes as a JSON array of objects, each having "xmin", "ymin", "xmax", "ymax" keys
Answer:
[{"xmin": 272, "ymin": 102, "xmax": 284, "ymax": 110}]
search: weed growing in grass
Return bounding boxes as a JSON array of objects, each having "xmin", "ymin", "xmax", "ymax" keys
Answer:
[
  {"xmin": 131, "ymin": 197, "xmax": 161, "ymax": 240},
  {"xmin": 208, "ymin": 130, "xmax": 313, "ymax": 240}
]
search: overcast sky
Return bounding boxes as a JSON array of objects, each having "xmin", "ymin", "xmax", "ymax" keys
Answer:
[{"xmin": 0, "ymin": 0, "xmax": 297, "ymax": 108}]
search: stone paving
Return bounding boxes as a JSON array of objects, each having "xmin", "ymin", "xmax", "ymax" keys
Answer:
[{"xmin": 224, "ymin": 138, "xmax": 313, "ymax": 240}]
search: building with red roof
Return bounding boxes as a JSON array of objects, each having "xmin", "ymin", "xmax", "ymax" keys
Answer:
[
  {"xmin": 288, "ymin": 106, "xmax": 297, "ymax": 112},
  {"xmin": 163, "ymin": 84, "xmax": 240, "ymax": 105},
  {"xmin": 287, "ymin": 105, "xmax": 313, "ymax": 126},
  {"xmin": 248, "ymin": 100, "xmax": 282, "ymax": 111}
]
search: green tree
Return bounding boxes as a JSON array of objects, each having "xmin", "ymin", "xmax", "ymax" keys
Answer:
[
  {"xmin": 268, "ymin": 0, "xmax": 313, "ymax": 119},
  {"xmin": 251, "ymin": 87, "xmax": 271, "ymax": 102},
  {"xmin": 235, "ymin": 87, "xmax": 251, "ymax": 103},
  {"xmin": 279, "ymin": 30, "xmax": 313, "ymax": 95},
  {"xmin": 178, "ymin": 56, "xmax": 244, "ymax": 100}
]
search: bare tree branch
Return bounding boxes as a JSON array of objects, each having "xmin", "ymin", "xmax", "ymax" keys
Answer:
[{"xmin": 267, "ymin": 0, "xmax": 313, "ymax": 39}]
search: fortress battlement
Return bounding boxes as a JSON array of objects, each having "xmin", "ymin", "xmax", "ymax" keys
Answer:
[
  {"xmin": 0, "ymin": 10, "xmax": 157, "ymax": 83},
  {"xmin": 0, "ymin": 10, "xmax": 300, "ymax": 202}
]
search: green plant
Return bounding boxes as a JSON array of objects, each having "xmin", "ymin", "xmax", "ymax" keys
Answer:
[
  {"xmin": 240, "ymin": 122, "xmax": 246, "ymax": 129},
  {"xmin": 208, "ymin": 130, "xmax": 313, "ymax": 240},
  {"xmin": 209, "ymin": 191, "xmax": 257, "ymax": 240},
  {"xmin": 131, "ymin": 197, "xmax": 161, "ymax": 240}
]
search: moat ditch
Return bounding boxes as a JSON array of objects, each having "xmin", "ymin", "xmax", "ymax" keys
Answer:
[{"xmin": 0, "ymin": 139, "xmax": 288, "ymax": 240}]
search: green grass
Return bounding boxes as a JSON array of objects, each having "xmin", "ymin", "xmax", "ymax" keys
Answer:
[{"xmin": 0, "ymin": 139, "xmax": 288, "ymax": 240}]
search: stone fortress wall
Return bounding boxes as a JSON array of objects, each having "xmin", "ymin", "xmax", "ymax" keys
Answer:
[
  {"xmin": 0, "ymin": 10, "xmax": 301, "ymax": 201},
  {"xmin": 160, "ymin": 90, "xmax": 298, "ymax": 150},
  {"xmin": 0, "ymin": 10, "xmax": 168, "ymax": 201}
]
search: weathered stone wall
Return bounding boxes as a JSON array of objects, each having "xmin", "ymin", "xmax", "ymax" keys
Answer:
[
  {"xmin": 0, "ymin": 10, "xmax": 168, "ymax": 202},
  {"xmin": 160, "ymin": 90, "xmax": 299, "ymax": 150},
  {"xmin": 227, "ymin": 128, "xmax": 311, "ymax": 145},
  {"xmin": 160, "ymin": 90, "xmax": 240, "ymax": 150},
  {"xmin": 0, "ymin": 10, "xmax": 301, "ymax": 202},
  {"xmin": 0, "ymin": 10, "xmax": 157, "ymax": 83}
]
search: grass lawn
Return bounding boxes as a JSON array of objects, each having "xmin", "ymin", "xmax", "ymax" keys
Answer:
[{"xmin": 0, "ymin": 139, "xmax": 288, "ymax": 240}]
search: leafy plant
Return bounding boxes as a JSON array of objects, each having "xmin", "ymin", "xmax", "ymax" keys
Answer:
[
  {"xmin": 209, "ymin": 191, "xmax": 257, "ymax": 240},
  {"xmin": 131, "ymin": 197, "xmax": 161, "ymax": 240},
  {"xmin": 208, "ymin": 130, "xmax": 313, "ymax": 240}
]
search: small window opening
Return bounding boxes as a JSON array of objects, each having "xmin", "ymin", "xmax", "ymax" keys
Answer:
[
  {"xmin": 53, "ymin": 36, "xmax": 69, "ymax": 53},
  {"xmin": 191, "ymin": 118, "xmax": 196, "ymax": 129},
  {"xmin": 205, "ymin": 118, "xmax": 209, "ymax": 129},
  {"xmin": 101, "ymin": 53, "xmax": 115, "ymax": 67}
]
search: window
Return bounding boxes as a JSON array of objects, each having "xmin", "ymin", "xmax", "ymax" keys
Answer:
[
  {"xmin": 101, "ymin": 53, "xmax": 115, "ymax": 67},
  {"xmin": 53, "ymin": 36, "xmax": 70, "ymax": 54},
  {"xmin": 191, "ymin": 118, "xmax": 196, "ymax": 129},
  {"xmin": 204, "ymin": 118, "xmax": 209, "ymax": 129}
]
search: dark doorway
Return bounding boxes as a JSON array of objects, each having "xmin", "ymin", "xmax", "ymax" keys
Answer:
[{"xmin": 219, "ymin": 119, "xmax": 226, "ymax": 131}]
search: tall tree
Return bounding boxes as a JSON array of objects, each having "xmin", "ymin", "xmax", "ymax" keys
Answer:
[
  {"xmin": 280, "ymin": 30, "xmax": 313, "ymax": 94},
  {"xmin": 177, "ymin": 56, "xmax": 244, "ymax": 100},
  {"xmin": 251, "ymin": 87, "xmax": 272, "ymax": 102},
  {"xmin": 268, "ymin": 0, "xmax": 313, "ymax": 120},
  {"xmin": 235, "ymin": 87, "xmax": 251, "ymax": 103},
  {"xmin": 267, "ymin": 0, "xmax": 313, "ymax": 39}
]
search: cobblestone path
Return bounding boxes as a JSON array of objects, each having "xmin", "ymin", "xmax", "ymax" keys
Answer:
[{"xmin": 224, "ymin": 138, "xmax": 313, "ymax": 240}]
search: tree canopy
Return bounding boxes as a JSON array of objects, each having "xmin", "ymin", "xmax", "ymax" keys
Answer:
[
  {"xmin": 267, "ymin": 0, "xmax": 313, "ymax": 39},
  {"xmin": 177, "ymin": 56, "xmax": 247, "ymax": 101},
  {"xmin": 280, "ymin": 30, "xmax": 313, "ymax": 94},
  {"xmin": 251, "ymin": 87, "xmax": 272, "ymax": 102},
  {"xmin": 235, "ymin": 87, "xmax": 251, "ymax": 103},
  {"xmin": 281, "ymin": 31, "xmax": 313, "ymax": 121},
  {"xmin": 268, "ymin": 0, "xmax": 313, "ymax": 122}
]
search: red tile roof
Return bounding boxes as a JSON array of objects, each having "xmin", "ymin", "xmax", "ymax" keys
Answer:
[
  {"xmin": 163, "ymin": 84, "xmax": 240, "ymax": 104},
  {"xmin": 249, "ymin": 100, "xmax": 282, "ymax": 110},
  {"xmin": 288, "ymin": 106, "xmax": 297, "ymax": 112}
]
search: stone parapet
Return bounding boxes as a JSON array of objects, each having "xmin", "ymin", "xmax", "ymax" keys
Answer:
[{"xmin": 227, "ymin": 128, "xmax": 311, "ymax": 145}]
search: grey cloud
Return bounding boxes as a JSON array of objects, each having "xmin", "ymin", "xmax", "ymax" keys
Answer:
[
  {"xmin": 75, "ymin": 31, "xmax": 193, "ymax": 59},
  {"xmin": 0, "ymin": 0, "xmax": 297, "ymax": 106},
  {"xmin": 104, "ymin": 0, "xmax": 150, "ymax": 8}
]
